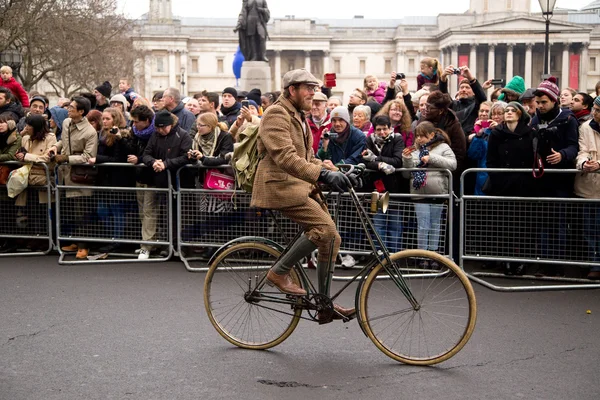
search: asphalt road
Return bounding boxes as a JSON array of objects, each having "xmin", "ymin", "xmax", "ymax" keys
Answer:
[{"xmin": 1, "ymin": 257, "xmax": 599, "ymax": 400}]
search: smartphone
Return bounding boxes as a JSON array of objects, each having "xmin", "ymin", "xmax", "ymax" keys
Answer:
[
  {"xmin": 480, "ymin": 120, "xmax": 490, "ymax": 129},
  {"xmin": 241, "ymin": 100, "xmax": 249, "ymax": 108},
  {"xmin": 491, "ymin": 79, "xmax": 505, "ymax": 86}
]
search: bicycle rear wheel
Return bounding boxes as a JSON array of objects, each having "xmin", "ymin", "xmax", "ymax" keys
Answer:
[
  {"xmin": 204, "ymin": 242, "xmax": 303, "ymax": 350},
  {"xmin": 358, "ymin": 249, "xmax": 476, "ymax": 365}
]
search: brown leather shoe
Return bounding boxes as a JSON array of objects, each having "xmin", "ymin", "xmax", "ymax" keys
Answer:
[
  {"xmin": 587, "ymin": 271, "xmax": 600, "ymax": 280},
  {"xmin": 266, "ymin": 270, "xmax": 306, "ymax": 295},
  {"xmin": 318, "ymin": 304, "xmax": 356, "ymax": 324},
  {"xmin": 76, "ymin": 248, "xmax": 89, "ymax": 259},
  {"xmin": 61, "ymin": 244, "xmax": 78, "ymax": 252}
]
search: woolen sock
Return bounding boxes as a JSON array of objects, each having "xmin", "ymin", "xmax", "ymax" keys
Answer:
[{"xmin": 272, "ymin": 234, "xmax": 317, "ymax": 275}]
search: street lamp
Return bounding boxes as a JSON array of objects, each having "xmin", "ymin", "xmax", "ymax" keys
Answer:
[
  {"xmin": 0, "ymin": 48, "xmax": 23, "ymax": 78},
  {"xmin": 180, "ymin": 67, "xmax": 186, "ymax": 95},
  {"xmin": 539, "ymin": 0, "xmax": 557, "ymax": 75}
]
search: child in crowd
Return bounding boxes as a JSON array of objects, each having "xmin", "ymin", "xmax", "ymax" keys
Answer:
[
  {"xmin": 0, "ymin": 65, "xmax": 29, "ymax": 107},
  {"xmin": 417, "ymin": 58, "xmax": 442, "ymax": 90},
  {"xmin": 364, "ymin": 75, "xmax": 387, "ymax": 104}
]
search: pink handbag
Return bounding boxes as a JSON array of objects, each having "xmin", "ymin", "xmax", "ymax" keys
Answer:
[{"xmin": 204, "ymin": 169, "xmax": 235, "ymax": 200}]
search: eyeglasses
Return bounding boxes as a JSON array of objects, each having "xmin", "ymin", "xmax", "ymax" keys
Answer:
[
  {"xmin": 299, "ymin": 84, "xmax": 318, "ymax": 93},
  {"xmin": 592, "ymin": 107, "xmax": 600, "ymax": 114},
  {"xmin": 196, "ymin": 124, "xmax": 209, "ymax": 128},
  {"xmin": 425, "ymin": 104, "xmax": 438, "ymax": 111},
  {"xmin": 504, "ymin": 108, "xmax": 517, "ymax": 114}
]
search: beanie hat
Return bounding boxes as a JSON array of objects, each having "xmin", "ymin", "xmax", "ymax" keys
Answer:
[
  {"xmin": 247, "ymin": 88, "xmax": 262, "ymax": 105},
  {"xmin": 330, "ymin": 106, "xmax": 350, "ymax": 125},
  {"xmin": 30, "ymin": 95, "xmax": 47, "ymax": 108},
  {"xmin": 109, "ymin": 94, "xmax": 129, "ymax": 109},
  {"xmin": 222, "ymin": 87, "xmax": 238, "ymax": 98},
  {"xmin": 499, "ymin": 76, "xmax": 526, "ymax": 101},
  {"xmin": 534, "ymin": 76, "xmax": 560, "ymax": 103},
  {"xmin": 594, "ymin": 96, "xmax": 600, "ymax": 108},
  {"xmin": 246, "ymin": 99, "xmax": 259, "ymax": 110},
  {"xmin": 154, "ymin": 110, "xmax": 174, "ymax": 127},
  {"xmin": 95, "ymin": 81, "xmax": 112, "ymax": 98},
  {"xmin": 507, "ymin": 101, "xmax": 531, "ymax": 124}
]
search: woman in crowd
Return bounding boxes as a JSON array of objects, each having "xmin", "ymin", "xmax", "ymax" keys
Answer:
[
  {"xmin": 87, "ymin": 107, "xmax": 132, "ymax": 253},
  {"xmin": 0, "ymin": 114, "xmax": 22, "ymax": 252},
  {"xmin": 352, "ymin": 105, "xmax": 373, "ymax": 136},
  {"xmin": 131, "ymin": 96, "xmax": 152, "ymax": 111},
  {"xmin": 490, "ymin": 101, "xmax": 507, "ymax": 128},
  {"xmin": 560, "ymin": 87, "xmax": 576, "ymax": 109},
  {"xmin": 229, "ymin": 100, "xmax": 261, "ymax": 142},
  {"xmin": 467, "ymin": 101, "xmax": 493, "ymax": 195},
  {"xmin": 86, "ymin": 109, "xmax": 103, "ymax": 132},
  {"xmin": 402, "ymin": 121, "xmax": 456, "ymax": 266},
  {"xmin": 417, "ymin": 57, "xmax": 442, "ymax": 90},
  {"xmin": 376, "ymin": 99, "xmax": 414, "ymax": 148},
  {"xmin": 261, "ymin": 92, "xmax": 276, "ymax": 111},
  {"xmin": 364, "ymin": 74, "xmax": 387, "ymax": 104}
]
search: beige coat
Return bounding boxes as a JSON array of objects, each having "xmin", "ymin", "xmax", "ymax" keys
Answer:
[
  {"xmin": 575, "ymin": 120, "xmax": 600, "ymax": 199},
  {"xmin": 55, "ymin": 117, "xmax": 98, "ymax": 198},
  {"xmin": 15, "ymin": 133, "xmax": 57, "ymax": 205},
  {"xmin": 250, "ymin": 95, "xmax": 322, "ymax": 209}
]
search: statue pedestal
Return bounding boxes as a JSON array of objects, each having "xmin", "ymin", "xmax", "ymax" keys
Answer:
[{"xmin": 240, "ymin": 61, "xmax": 272, "ymax": 93}]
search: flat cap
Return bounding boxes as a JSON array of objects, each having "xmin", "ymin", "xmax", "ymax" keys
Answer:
[
  {"xmin": 313, "ymin": 92, "xmax": 328, "ymax": 101},
  {"xmin": 282, "ymin": 68, "xmax": 320, "ymax": 88}
]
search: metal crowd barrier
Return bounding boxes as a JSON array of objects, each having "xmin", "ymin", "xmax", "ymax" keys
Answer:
[
  {"xmin": 0, "ymin": 161, "xmax": 54, "ymax": 257},
  {"xmin": 55, "ymin": 163, "xmax": 173, "ymax": 264},
  {"xmin": 176, "ymin": 165, "xmax": 454, "ymax": 276},
  {"xmin": 460, "ymin": 168, "xmax": 600, "ymax": 291}
]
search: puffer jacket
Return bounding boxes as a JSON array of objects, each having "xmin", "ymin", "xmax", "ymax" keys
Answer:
[
  {"xmin": 402, "ymin": 141, "xmax": 457, "ymax": 195},
  {"xmin": 575, "ymin": 119, "xmax": 600, "ymax": 199}
]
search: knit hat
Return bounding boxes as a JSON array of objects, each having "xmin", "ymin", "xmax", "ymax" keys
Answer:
[
  {"xmin": 594, "ymin": 96, "xmax": 600, "ymax": 108},
  {"xmin": 247, "ymin": 88, "xmax": 262, "ymax": 105},
  {"xmin": 30, "ymin": 95, "xmax": 47, "ymax": 108},
  {"xmin": 330, "ymin": 106, "xmax": 350, "ymax": 124},
  {"xmin": 499, "ymin": 76, "xmax": 526, "ymax": 101},
  {"xmin": 222, "ymin": 87, "xmax": 238, "ymax": 98},
  {"xmin": 247, "ymin": 99, "xmax": 259, "ymax": 110},
  {"xmin": 109, "ymin": 94, "xmax": 129, "ymax": 109},
  {"xmin": 95, "ymin": 81, "xmax": 112, "ymax": 98},
  {"xmin": 507, "ymin": 101, "xmax": 531, "ymax": 124},
  {"xmin": 154, "ymin": 110, "xmax": 174, "ymax": 127},
  {"xmin": 534, "ymin": 76, "xmax": 560, "ymax": 103}
]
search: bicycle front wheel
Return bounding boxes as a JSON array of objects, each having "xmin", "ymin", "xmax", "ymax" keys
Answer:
[
  {"xmin": 204, "ymin": 242, "xmax": 303, "ymax": 350},
  {"xmin": 358, "ymin": 250, "xmax": 476, "ymax": 365}
]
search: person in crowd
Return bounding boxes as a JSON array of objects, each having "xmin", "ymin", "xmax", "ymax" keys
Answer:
[
  {"xmin": 490, "ymin": 87, "xmax": 502, "ymax": 102},
  {"xmin": 0, "ymin": 87, "xmax": 24, "ymax": 123},
  {"xmin": 220, "ymin": 87, "xmax": 242, "ymax": 128},
  {"xmin": 364, "ymin": 75, "xmax": 387, "ymax": 104},
  {"xmin": 119, "ymin": 78, "xmax": 137, "ymax": 111},
  {"xmin": 327, "ymin": 96, "xmax": 342, "ymax": 112},
  {"xmin": 87, "ymin": 107, "xmax": 133, "ymax": 254},
  {"xmin": 47, "ymin": 96, "xmax": 98, "ymax": 260},
  {"xmin": 439, "ymin": 65, "xmax": 487, "ymax": 135},
  {"xmin": 306, "ymin": 92, "xmax": 331, "ymax": 154},
  {"xmin": 412, "ymin": 93, "xmax": 429, "ymax": 131},
  {"xmin": 348, "ymin": 88, "xmax": 367, "ymax": 118},
  {"xmin": 560, "ymin": 87, "xmax": 577, "ymax": 110},
  {"xmin": 85, "ymin": 110, "xmax": 103, "ymax": 132},
  {"xmin": 417, "ymin": 57, "xmax": 442, "ymax": 90},
  {"xmin": 151, "ymin": 92, "xmax": 164, "ymax": 111},
  {"xmin": 497, "ymin": 76, "xmax": 525, "ymax": 103},
  {"xmin": 0, "ymin": 65, "xmax": 29, "ymax": 107},
  {"xmin": 402, "ymin": 122, "xmax": 456, "ymax": 265},
  {"xmin": 261, "ymin": 92, "xmax": 276, "ymax": 110},
  {"xmin": 490, "ymin": 101, "xmax": 507, "ymax": 127},
  {"xmin": 467, "ymin": 101, "xmax": 493, "ymax": 195},
  {"xmin": 0, "ymin": 113, "xmax": 21, "ymax": 162},
  {"xmin": 574, "ymin": 97, "xmax": 600, "ymax": 280},
  {"xmin": 318, "ymin": 106, "xmax": 366, "ymax": 165},
  {"xmin": 362, "ymin": 115, "xmax": 406, "ymax": 252},
  {"xmin": 94, "ymin": 81, "xmax": 112, "ymax": 112},
  {"xmin": 131, "ymin": 96, "xmax": 152, "ymax": 111},
  {"xmin": 49, "ymin": 105, "xmax": 68, "ymax": 141},
  {"xmin": 57, "ymin": 98, "xmax": 70, "ymax": 108},
  {"xmin": 185, "ymin": 98, "xmax": 203, "ymax": 137},
  {"xmin": 377, "ymin": 99, "xmax": 414, "ymax": 148},
  {"xmin": 411, "ymin": 88, "xmax": 430, "ymax": 118},
  {"xmin": 519, "ymin": 88, "xmax": 537, "ymax": 117},
  {"xmin": 141, "ymin": 110, "xmax": 192, "ymax": 259},
  {"xmin": 79, "ymin": 92, "xmax": 97, "ymax": 110},
  {"xmin": 352, "ymin": 105, "xmax": 373, "ymax": 136},
  {"xmin": 246, "ymin": 88, "xmax": 262, "ymax": 107},
  {"xmin": 126, "ymin": 105, "xmax": 156, "ymax": 259},
  {"xmin": 229, "ymin": 99, "xmax": 261, "ymax": 141},
  {"xmin": 109, "ymin": 94, "xmax": 130, "ymax": 125},
  {"xmin": 595, "ymin": 80, "xmax": 600, "ymax": 97},
  {"xmin": 486, "ymin": 101, "xmax": 535, "ymax": 275},
  {"xmin": 571, "ymin": 92, "xmax": 594, "ymax": 125},
  {"xmin": 531, "ymin": 77, "xmax": 579, "ymax": 276},
  {"xmin": 383, "ymin": 73, "xmax": 414, "ymax": 116},
  {"xmin": 198, "ymin": 91, "xmax": 221, "ymax": 117},
  {"xmin": 162, "ymin": 87, "xmax": 195, "ymax": 133},
  {"xmin": 17, "ymin": 95, "xmax": 48, "ymax": 132}
]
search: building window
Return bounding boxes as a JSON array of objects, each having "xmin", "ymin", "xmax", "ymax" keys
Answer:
[
  {"xmin": 156, "ymin": 56, "xmax": 165, "ymax": 73},
  {"xmin": 359, "ymin": 59, "xmax": 366, "ymax": 75},
  {"xmin": 384, "ymin": 58, "xmax": 392, "ymax": 74},
  {"xmin": 506, "ymin": 0, "xmax": 512, "ymax": 10},
  {"xmin": 408, "ymin": 58, "xmax": 415, "ymax": 72},
  {"xmin": 288, "ymin": 59, "xmax": 295, "ymax": 71},
  {"xmin": 590, "ymin": 56, "xmax": 597, "ymax": 72},
  {"xmin": 217, "ymin": 57, "xmax": 224, "ymax": 74},
  {"xmin": 483, "ymin": 0, "xmax": 489, "ymax": 12},
  {"xmin": 334, "ymin": 58, "xmax": 341, "ymax": 74},
  {"xmin": 191, "ymin": 58, "xmax": 199, "ymax": 73}
]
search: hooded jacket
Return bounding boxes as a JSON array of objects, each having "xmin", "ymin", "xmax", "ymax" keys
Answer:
[{"xmin": 0, "ymin": 77, "xmax": 29, "ymax": 107}]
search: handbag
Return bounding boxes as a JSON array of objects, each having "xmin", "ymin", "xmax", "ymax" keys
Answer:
[
  {"xmin": 7, "ymin": 164, "xmax": 32, "ymax": 198},
  {"xmin": 67, "ymin": 123, "xmax": 97, "ymax": 185},
  {"xmin": 0, "ymin": 165, "xmax": 12, "ymax": 185},
  {"xmin": 204, "ymin": 169, "xmax": 235, "ymax": 201}
]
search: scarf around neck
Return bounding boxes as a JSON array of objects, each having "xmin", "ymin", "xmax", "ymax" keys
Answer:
[
  {"xmin": 412, "ymin": 134, "xmax": 445, "ymax": 190},
  {"xmin": 196, "ymin": 127, "xmax": 219, "ymax": 156},
  {"xmin": 133, "ymin": 117, "xmax": 155, "ymax": 140},
  {"xmin": 334, "ymin": 124, "xmax": 351, "ymax": 144}
]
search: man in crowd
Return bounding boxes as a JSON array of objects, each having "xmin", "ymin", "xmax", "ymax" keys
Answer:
[
  {"xmin": 162, "ymin": 87, "xmax": 195, "ymax": 133},
  {"xmin": 327, "ymin": 96, "xmax": 342, "ymax": 112},
  {"xmin": 519, "ymin": 88, "xmax": 537, "ymax": 118},
  {"xmin": 348, "ymin": 88, "xmax": 367, "ymax": 118},
  {"xmin": 439, "ymin": 65, "xmax": 487, "ymax": 135},
  {"xmin": 94, "ymin": 81, "xmax": 112, "ymax": 112},
  {"xmin": 17, "ymin": 95, "xmax": 48, "ymax": 132},
  {"xmin": 571, "ymin": 92, "xmax": 594, "ymax": 125},
  {"xmin": 0, "ymin": 87, "xmax": 24, "ymax": 123},
  {"xmin": 307, "ymin": 91, "xmax": 331, "ymax": 154},
  {"xmin": 220, "ymin": 87, "xmax": 242, "ymax": 128},
  {"xmin": 197, "ymin": 91, "xmax": 220, "ymax": 117}
]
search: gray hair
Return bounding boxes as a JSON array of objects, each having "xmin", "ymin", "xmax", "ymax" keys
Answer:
[
  {"xmin": 353, "ymin": 105, "xmax": 371, "ymax": 120},
  {"xmin": 163, "ymin": 87, "xmax": 181, "ymax": 103},
  {"xmin": 491, "ymin": 101, "xmax": 507, "ymax": 114}
]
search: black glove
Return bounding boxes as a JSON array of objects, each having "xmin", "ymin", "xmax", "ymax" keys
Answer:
[{"xmin": 319, "ymin": 168, "xmax": 352, "ymax": 193}]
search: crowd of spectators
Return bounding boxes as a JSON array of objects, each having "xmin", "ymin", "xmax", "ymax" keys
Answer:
[{"xmin": 1, "ymin": 59, "xmax": 600, "ymax": 278}]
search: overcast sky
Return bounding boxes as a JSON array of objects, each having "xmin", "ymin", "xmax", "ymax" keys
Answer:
[{"xmin": 116, "ymin": 0, "xmax": 594, "ymax": 19}]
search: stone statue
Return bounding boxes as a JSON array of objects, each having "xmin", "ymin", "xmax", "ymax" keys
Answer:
[{"xmin": 234, "ymin": 0, "xmax": 270, "ymax": 62}]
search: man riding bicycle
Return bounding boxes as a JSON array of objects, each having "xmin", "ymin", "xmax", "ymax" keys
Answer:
[{"xmin": 250, "ymin": 69, "xmax": 355, "ymax": 321}]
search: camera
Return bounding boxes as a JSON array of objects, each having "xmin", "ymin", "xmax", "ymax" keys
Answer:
[
  {"xmin": 396, "ymin": 73, "xmax": 406, "ymax": 80},
  {"xmin": 110, "ymin": 127, "xmax": 119, "ymax": 134},
  {"xmin": 323, "ymin": 131, "xmax": 338, "ymax": 140},
  {"xmin": 453, "ymin": 68, "xmax": 461, "ymax": 75}
]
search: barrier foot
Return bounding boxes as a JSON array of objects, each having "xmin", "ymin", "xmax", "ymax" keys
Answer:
[{"xmin": 466, "ymin": 272, "xmax": 600, "ymax": 292}]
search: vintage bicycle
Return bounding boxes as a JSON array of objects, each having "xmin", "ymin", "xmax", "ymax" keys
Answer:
[{"xmin": 203, "ymin": 165, "xmax": 477, "ymax": 365}]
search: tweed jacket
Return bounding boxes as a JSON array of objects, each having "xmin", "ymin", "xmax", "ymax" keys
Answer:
[{"xmin": 251, "ymin": 95, "xmax": 323, "ymax": 209}]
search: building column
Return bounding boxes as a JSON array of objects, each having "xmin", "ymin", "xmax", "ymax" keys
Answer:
[
  {"xmin": 506, "ymin": 43, "xmax": 514, "ymax": 81},
  {"xmin": 524, "ymin": 43, "xmax": 533, "ymax": 88},
  {"xmin": 396, "ymin": 50, "xmax": 405, "ymax": 74},
  {"xmin": 561, "ymin": 43, "xmax": 570, "ymax": 90},
  {"xmin": 323, "ymin": 51, "xmax": 330, "ymax": 74},
  {"xmin": 144, "ymin": 53, "xmax": 152, "ymax": 100},
  {"xmin": 469, "ymin": 43, "xmax": 477, "ymax": 74},
  {"xmin": 450, "ymin": 44, "xmax": 459, "ymax": 95},
  {"xmin": 579, "ymin": 42, "xmax": 589, "ymax": 91},
  {"xmin": 274, "ymin": 50, "xmax": 282, "ymax": 91},
  {"xmin": 487, "ymin": 43, "xmax": 496, "ymax": 79},
  {"xmin": 180, "ymin": 50, "xmax": 188, "ymax": 96},
  {"xmin": 168, "ymin": 50, "xmax": 176, "ymax": 88},
  {"xmin": 304, "ymin": 51, "xmax": 311, "ymax": 72}
]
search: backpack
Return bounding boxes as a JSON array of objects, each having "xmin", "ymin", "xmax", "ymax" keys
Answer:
[{"xmin": 232, "ymin": 124, "xmax": 263, "ymax": 193}]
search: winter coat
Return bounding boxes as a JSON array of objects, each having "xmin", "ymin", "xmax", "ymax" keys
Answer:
[
  {"xmin": 417, "ymin": 73, "xmax": 438, "ymax": 91},
  {"xmin": 466, "ymin": 128, "xmax": 490, "ymax": 195},
  {"xmin": 221, "ymin": 102, "xmax": 242, "ymax": 129},
  {"xmin": 423, "ymin": 110, "xmax": 467, "ymax": 174},
  {"xmin": 366, "ymin": 82, "xmax": 387, "ymax": 104},
  {"xmin": 0, "ymin": 129, "xmax": 21, "ymax": 162},
  {"xmin": 95, "ymin": 129, "xmax": 136, "ymax": 188},
  {"xmin": 402, "ymin": 142, "xmax": 457, "ymax": 195},
  {"xmin": 362, "ymin": 133, "xmax": 406, "ymax": 193},
  {"xmin": 0, "ymin": 77, "xmax": 29, "ymax": 107},
  {"xmin": 191, "ymin": 130, "xmax": 234, "ymax": 167},
  {"xmin": 317, "ymin": 125, "xmax": 366, "ymax": 165},
  {"xmin": 142, "ymin": 124, "xmax": 192, "ymax": 188},
  {"xmin": 439, "ymin": 78, "xmax": 487, "ymax": 135},
  {"xmin": 486, "ymin": 119, "xmax": 536, "ymax": 197},
  {"xmin": 0, "ymin": 102, "xmax": 24, "ymax": 123},
  {"xmin": 574, "ymin": 120, "xmax": 600, "ymax": 199},
  {"xmin": 251, "ymin": 95, "xmax": 323, "ymax": 210},
  {"xmin": 15, "ymin": 132, "xmax": 56, "ymax": 206},
  {"xmin": 307, "ymin": 113, "xmax": 332, "ymax": 154},
  {"xmin": 125, "ymin": 132, "xmax": 153, "ymax": 185},
  {"xmin": 170, "ymin": 101, "xmax": 196, "ymax": 133}
]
